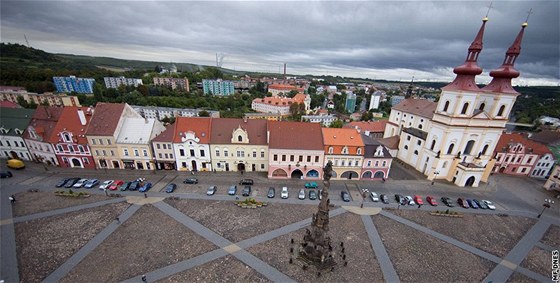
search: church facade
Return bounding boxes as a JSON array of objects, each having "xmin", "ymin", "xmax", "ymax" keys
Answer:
[{"xmin": 384, "ymin": 17, "xmax": 529, "ymax": 187}]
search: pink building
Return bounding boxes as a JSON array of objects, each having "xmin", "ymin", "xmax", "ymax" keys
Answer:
[
  {"xmin": 493, "ymin": 132, "xmax": 554, "ymax": 177},
  {"xmin": 51, "ymin": 106, "xmax": 95, "ymax": 169},
  {"xmin": 267, "ymin": 121, "xmax": 324, "ymax": 180}
]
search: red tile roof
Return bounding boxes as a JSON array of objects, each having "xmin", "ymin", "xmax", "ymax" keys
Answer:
[
  {"xmin": 529, "ymin": 130, "xmax": 560, "ymax": 146},
  {"xmin": 86, "ymin": 103, "xmax": 126, "ymax": 136},
  {"xmin": 48, "ymin": 106, "xmax": 94, "ymax": 144},
  {"xmin": 210, "ymin": 118, "xmax": 267, "ymax": 145},
  {"xmin": 322, "ymin": 128, "xmax": 364, "ymax": 146},
  {"xmin": 344, "ymin": 120, "xmax": 388, "ymax": 133},
  {"xmin": 392, "ymin": 98, "xmax": 437, "ymax": 119},
  {"xmin": 151, "ymin": 124, "xmax": 175, "ymax": 143},
  {"xmin": 23, "ymin": 106, "xmax": 64, "ymax": 141},
  {"xmin": 268, "ymin": 121, "xmax": 323, "ymax": 150},
  {"xmin": 496, "ymin": 132, "xmax": 553, "ymax": 155},
  {"xmin": 173, "ymin": 117, "xmax": 212, "ymax": 143},
  {"xmin": 0, "ymin": 101, "xmax": 22, "ymax": 108}
]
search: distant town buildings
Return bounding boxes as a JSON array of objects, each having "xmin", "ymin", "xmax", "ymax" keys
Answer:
[
  {"xmin": 153, "ymin": 77, "xmax": 190, "ymax": 91},
  {"xmin": 390, "ymin": 95, "xmax": 405, "ymax": 106},
  {"xmin": 1, "ymin": 87, "xmax": 81, "ymax": 107},
  {"xmin": 301, "ymin": 113, "xmax": 337, "ymax": 127},
  {"xmin": 104, "ymin": 76, "xmax": 143, "ymax": 89},
  {"xmin": 202, "ymin": 79, "xmax": 235, "ymax": 96},
  {"xmin": 267, "ymin": 84, "xmax": 304, "ymax": 96},
  {"xmin": 53, "ymin": 76, "xmax": 95, "ymax": 94},
  {"xmin": 251, "ymin": 93, "xmax": 310, "ymax": 115},
  {"xmin": 131, "ymin": 105, "xmax": 220, "ymax": 121},
  {"xmin": 345, "ymin": 92, "xmax": 357, "ymax": 113}
]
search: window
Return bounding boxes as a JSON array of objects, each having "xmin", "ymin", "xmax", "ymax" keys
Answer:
[
  {"xmin": 200, "ymin": 150, "xmax": 205, "ymax": 157},
  {"xmin": 143, "ymin": 149, "xmax": 148, "ymax": 157},
  {"xmin": 274, "ymin": 154, "xmax": 278, "ymax": 161},
  {"xmin": 165, "ymin": 153, "xmax": 169, "ymax": 158},
  {"xmin": 357, "ymin": 148, "xmax": 362, "ymax": 155},
  {"xmin": 355, "ymin": 160, "xmax": 359, "ymax": 166},
  {"xmin": 253, "ymin": 151, "xmax": 257, "ymax": 158},
  {"xmin": 414, "ymin": 150, "xmax": 418, "ymax": 155},
  {"xmin": 443, "ymin": 161, "xmax": 448, "ymax": 168},
  {"xmin": 527, "ymin": 157, "xmax": 533, "ymax": 163},
  {"xmin": 95, "ymin": 150, "xmax": 99, "ymax": 156},
  {"xmin": 157, "ymin": 144, "xmax": 161, "ymax": 149},
  {"xmin": 110, "ymin": 150, "xmax": 114, "ymax": 156},
  {"xmin": 382, "ymin": 161, "xmax": 387, "ymax": 167},
  {"xmin": 190, "ymin": 149, "xmax": 195, "ymax": 156},
  {"xmin": 341, "ymin": 160, "xmax": 345, "ymax": 166},
  {"xmin": 430, "ymin": 140, "xmax": 436, "ymax": 151},
  {"xmin": 290, "ymin": 155, "xmax": 294, "ymax": 162},
  {"xmin": 447, "ymin": 143, "xmax": 455, "ymax": 154},
  {"xmin": 417, "ymin": 140, "xmax": 421, "ymax": 146},
  {"xmin": 0, "ymin": 141, "xmax": 3, "ymax": 146},
  {"xmin": 516, "ymin": 157, "xmax": 522, "ymax": 163},
  {"xmin": 282, "ymin": 155, "xmax": 286, "ymax": 161},
  {"xmin": 342, "ymin": 147, "xmax": 348, "ymax": 154},
  {"xmin": 134, "ymin": 149, "xmax": 139, "ymax": 156},
  {"xmin": 261, "ymin": 151, "xmax": 265, "ymax": 158},
  {"xmin": 20, "ymin": 141, "xmax": 24, "ymax": 147},
  {"xmin": 107, "ymin": 139, "xmax": 111, "ymax": 145},
  {"xmin": 328, "ymin": 147, "xmax": 334, "ymax": 154},
  {"xmin": 6, "ymin": 141, "xmax": 11, "ymax": 147},
  {"xmin": 497, "ymin": 105, "xmax": 505, "ymax": 116},
  {"xmin": 238, "ymin": 135, "xmax": 243, "ymax": 142},
  {"xmin": 481, "ymin": 144, "xmax": 489, "ymax": 155},
  {"xmin": 407, "ymin": 135, "xmax": 411, "ymax": 141},
  {"xmin": 521, "ymin": 168, "xmax": 526, "ymax": 173},
  {"xmin": 92, "ymin": 139, "xmax": 97, "ymax": 145},
  {"xmin": 123, "ymin": 149, "xmax": 129, "ymax": 156},
  {"xmin": 159, "ymin": 153, "xmax": 162, "ymax": 158},
  {"xmin": 179, "ymin": 149, "xmax": 185, "ymax": 156},
  {"xmin": 463, "ymin": 140, "xmax": 475, "ymax": 155},
  {"xmin": 479, "ymin": 103, "xmax": 485, "ymax": 111},
  {"xmin": 299, "ymin": 155, "xmax": 303, "ymax": 162},
  {"xmin": 57, "ymin": 145, "xmax": 63, "ymax": 152},
  {"xmin": 261, "ymin": 164, "xmax": 265, "ymax": 169},
  {"xmin": 99, "ymin": 139, "xmax": 104, "ymax": 145},
  {"xmin": 215, "ymin": 150, "xmax": 220, "ymax": 157},
  {"xmin": 62, "ymin": 157, "xmax": 68, "ymax": 164},
  {"xmin": 168, "ymin": 144, "xmax": 172, "ymax": 149},
  {"xmin": 419, "ymin": 124, "xmax": 423, "ymax": 129},
  {"xmin": 461, "ymin": 103, "xmax": 469, "ymax": 114},
  {"xmin": 315, "ymin": 156, "xmax": 319, "ymax": 163},
  {"xmin": 78, "ymin": 145, "xmax": 84, "ymax": 153},
  {"xmin": 69, "ymin": 146, "xmax": 74, "ymax": 153},
  {"xmin": 237, "ymin": 151, "xmax": 244, "ymax": 158},
  {"xmin": 63, "ymin": 133, "xmax": 71, "ymax": 142},
  {"xmin": 307, "ymin": 156, "xmax": 311, "ymax": 162},
  {"xmin": 404, "ymin": 145, "xmax": 409, "ymax": 150},
  {"xmin": 182, "ymin": 162, "xmax": 187, "ymax": 168},
  {"xmin": 170, "ymin": 154, "xmax": 173, "ymax": 159},
  {"xmin": 443, "ymin": 101, "xmax": 450, "ymax": 112},
  {"xmin": 367, "ymin": 161, "xmax": 372, "ymax": 167}
]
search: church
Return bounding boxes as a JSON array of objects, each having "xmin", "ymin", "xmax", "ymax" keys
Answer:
[{"xmin": 383, "ymin": 16, "xmax": 529, "ymax": 187}]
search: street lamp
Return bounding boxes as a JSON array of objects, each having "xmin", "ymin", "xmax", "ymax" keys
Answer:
[
  {"xmin": 432, "ymin": 170, "xmax": 440, "ymax": 185},
  {"xmin": 537, "ymin": 199, "xmax": 554, "ymax": 218}
]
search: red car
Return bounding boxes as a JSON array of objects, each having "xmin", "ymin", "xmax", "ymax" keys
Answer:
[
  {"xmin": 413, "ymin": 195, "xmax": 424, "ymax": 205},
  {"xmin": 426, "ymin": 196, "xmax": 438, "ymax": 206},
  {"xmin": 108, "ymin": 180, "xmax": 124, "ymax": 191}
]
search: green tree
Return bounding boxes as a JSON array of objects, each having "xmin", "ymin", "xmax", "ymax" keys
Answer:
[
  {"xmin": 16, "ymin": 96, "xmax": 29, "ymax": 108},
  {"xmin": 330, "ymin": 119, "xmax": 343, "ymax": 128},
  {"xmin": 198, "ymin": 110, "xmax": 210, "ymax": 117}
]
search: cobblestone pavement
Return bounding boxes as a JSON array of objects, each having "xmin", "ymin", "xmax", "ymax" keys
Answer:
[{"xmin": 1, "ymin": 161, "xmax": 559, "ymax": 282}]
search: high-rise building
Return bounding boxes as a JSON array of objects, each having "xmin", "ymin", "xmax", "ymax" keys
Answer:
[
  {"xmin": 104, "ymin": 77, "xmax": 143, "ymax": 89},
  {"xmin": 53, "ymin": 76, "xmax": 95, "ymax": 94},
  {"xmin": 345, "ymin": 92, "xmax": 356, "ymax": 113},
  {"xmin": 202, "ymin": 79, "xmax": 235, "ymax": 96}
]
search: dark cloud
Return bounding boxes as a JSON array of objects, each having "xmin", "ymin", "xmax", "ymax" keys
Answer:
[{"xmin": 1, "ymin": 1, "xmax": 558, "ymax": 85}]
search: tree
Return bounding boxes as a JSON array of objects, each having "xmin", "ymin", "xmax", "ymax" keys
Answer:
[
  {"xmin": 16, "ymin": 96, "xmax": 29, "ymax": 108},
  {"xmin": 330, "ymin": 119, "xmax": 343, "ymax": 128},
  {"xmin": 289, "ymin": 102, "xmax": 305, "ymax": 121},
  {"xmin": 198, "ymin": 110, "xmax": 210, "ymax": 117}
]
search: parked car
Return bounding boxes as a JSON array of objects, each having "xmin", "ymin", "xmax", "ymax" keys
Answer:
[
  {"xmin": 84, "ymin": 179, "xmax": 100, "ymax": 189},
  {"xmin": 370, "ymin": 192, "xmax": 379, "ymax": 202},
  {"xmin": 207, "ymin": 185, "xmax": 217, "ymax": 196},
  {"xmin": 239, "ymin": 179, "xmax": 254, "ymax": 185},
  {"xmin": 380, "ymin": 194, "xmax": 389, "ymax": 204},
  {"xmin": 6, "ymin": 159, "xmax": 25, "ymax": 169},
  {"xmin": 165, "ymin": 183, "xmax": 177, "ymax": 193},
  {"xmin": 467, "ymin": 199, "xmax": 479, "ymax": 209},
  {"xmin": 395, "ymin": 194, "xmax": 405, "ymax": 204},
  {"xmin": 477, "ymin": 199, "xmax": 488, "ymax": 209},
  {"xmin": 281, "ymin": 187, "xmax": 289, "ymax": 199},
  {"xmin": 305, "ymin": 182, "xmax": 318, "ymax": 189},
  {"xmin": 457, "ymin": 198, "xmax": 469, "ymax": 208},
  {"xmin": 426, "ymin": 195, "xmax": 438, "ymax": 206},
  {"xmin": 73, "ymin": 178, "xmax": 88, "ymax": 188},
  {"xmin": 55, "ymin": 178, "xmax": 71, "ymax": 187},
  {"xmin": 481, "ymin": 200, "xmax": 496, "ymax": 210},
  {"xmin": 309, "ymin": 190, "xmax": 317, "ymax": 200},
  {"xmin": 228, "ymin": 185, "xmax": 237, "ymax": 196},
  {"xmin": 138, "ymin": 182, "xmax": 152, "ymax": 192},
  {"xmin": 341, "ymin": 191, "xmax": 351, "ymax": 202},
  {"xmin": 128, "ymin": 181, "xmax": 140, "ymax": 191},
  {"xmin": 108, "ymin": 180, "xmax": 124, "ymax": 191},
  {"xmin": 413, "ymin": 195, "xmax": 424, "ymax": 205},
  {"xmin": 441, "ymin": 197, "xmax": 455, "ymax": 207},
  {"xmin": 405, "ymin": 195, "xmax": 416, "ymax": 205},
  {"xmin": 120, "ymin": 182, "xmax": 132, "ymax": 191},
  {"xmin": 99, "ymin": 180, "xmax": 114, "ymax": 190},
  {"xmin": 0, "ymin": 171, "xmax": 13, "ymax": 178},
  {"xmin": 64, "ymin": 178, "xmax": 81, "ymax": 188},
  {"xmin": 472, "ymin": 199, "xmax": 484, "ymax": 209},
  {"xmin": 267, "ymin": 187, "xmax": 275, "ymax": 198},
  {"xmin": 242, "ymin": 185, "xmax": 252, "ymax": 197},
  {"xmin": 183, "ymin": 178, "xmax": 198, "ymax": 184},
  {"xmin": 298, "ymin": 189, "xmax": 306, "ymax": 200}
]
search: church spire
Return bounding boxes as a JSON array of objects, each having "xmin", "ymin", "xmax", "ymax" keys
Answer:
[
  {"xmin": 442, "ymin": 17, "xmax": 488, "ymax": 92},
  {"xmin": 482, "ymin": 20, "xmax": 529, "ymax": 95}
]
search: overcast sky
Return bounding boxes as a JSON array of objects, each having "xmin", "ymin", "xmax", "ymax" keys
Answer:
[{"xmin": 1, "ymin": 1, "xmax": 558, "ymax": 86}]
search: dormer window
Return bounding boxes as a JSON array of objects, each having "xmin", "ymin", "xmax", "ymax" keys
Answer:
[
  {"xmin": 357, "ymin": 148, "xmax": 362, "ymax": 155},
  {"xmin": 328, "ymin": 147, "xmax": 334, "ymax": 154},
  {"xmin": 63, "ymin": 133, "xmax": 72, "ymax": 143},
  {"xmin": 342, "ymin": 147, "xmax": 348, "ymax": 154},
  {"xmin": 238, "ymin": 135, "xmax": 243, "ymax": 142}
]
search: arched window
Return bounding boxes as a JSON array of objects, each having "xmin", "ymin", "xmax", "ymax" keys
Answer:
[
  {"xmin": 443, "ymin": 101, "xmax": 449, "ymax": 112},
  {"xmin": 430, "ymin": 140, "xmax": 436, "ymax": 151},
  {"xmin": 357, "ymin": 148, "xmax": 362, "ymax": 155},
  {"xmin": 479, "ymin": 103, "xmax": 485, "ymax": 111},
  {"xmin": 237, "ymin": 135, "xmax": 243, "ymax": 142},
  {"xmin": 461, "ymin": 103, "xmax": 469, "ymax": 114},
  {"xmin": 328, "ymin": 147, "xmax": 334, "ymax": 154},
  {"xmin": 63, "ymin": 133, "xmax": 71, "ymax": 142},
  {"xmin": 414, "ymin": 150, "xmax": 418, "ymax": 155},
  {"xmin": 442, "ymin": 161, "xmax": 448, "ymax": 169},
  {"xmin": 447, "ymin": 143, "xmax": 455, "ymax": 154},
  {"xmin": 481, "ymin": 144, "xmax": 489, "ymax": 155},
  {"xmin": 497, "ymin": 105, "xmax": 505, "ymax": 116},
  {"xmin": 463, "ymin": 140, "xmax": 475, "ymax": 155},
  {"xmin": 419, "ymin": 124, "xmax": 423, "ymax": 129}
]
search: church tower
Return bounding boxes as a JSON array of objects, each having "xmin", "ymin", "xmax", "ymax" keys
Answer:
[{"xmin": 420, "ymin": 18, "xmax": 528, "ymax": 187}]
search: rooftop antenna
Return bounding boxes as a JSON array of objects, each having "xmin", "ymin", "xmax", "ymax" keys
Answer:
[
  {"xmin": 24, "ymin": 34, "xmax": 30, "ymax": 47},
  {"xmin": 525, "ymin": 8, "xmax": 533, "ymax": 23},
  {"xmin": 485, "ymin": 1, "xmax": 493, "ymax": 18}
]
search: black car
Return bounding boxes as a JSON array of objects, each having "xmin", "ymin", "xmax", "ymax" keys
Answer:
[
  {"xmin": 476, "ymin": 199, "xmax": 488, "ymax": 209},
  {"xmin": 0, "ymin": 171, "xmax": 13, "ymax": 178},
  {"xmin": 395, "ymin": 194, "xmax": 405, "ymax": 204},
  {"xmin": 55, "ymin": 178, "xmax": 71, "ymax": 187},
  {"xmin": 267, "ymin": 187, "xmax": 275, "ymax": 198},
  {"xmin": 64, "ymin": 178, "xmax": 81, "ymax": 188},
  {"xmin": 380, "ymin": 194, "xmax": 389, "ymax": 204},
  {"xmin": 309, "ymin": 190, "xmax": 317, "ymax": 200},
  {"xmin": 165, "ymin": 183, "xmax": 177, "ymax": 193},
  {"xmin": 128, "ymin": 181, "xmax": 140, "ymax": 191},
  {"xmin": 239, "ymin": 179, "xmax": 254, "ymax": 185},
  {"xmin": 183, "ymin": 178, "xmax": 198, "ymax": 184},
  {"xmin": 242, "ymin": 185, "xmax": 252, "ymax": 197},
  {"xmin": 441, "ymin": 197, "xmax": 455, "ymax": 207},
  {"xmin": 341, "ymin": 191, "xmax": 350, "ymax": 202}
]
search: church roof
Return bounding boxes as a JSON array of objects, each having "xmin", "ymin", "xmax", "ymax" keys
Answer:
[
  {"xmin": 392, "ymin": 98, "xmax": 437, "ymax": 119},
  {"xmin": 403, "ymin": 127, "xmax": 428, "ymax": 141},
  {"xmin": 378, "ymin": 135, "xmax": 400, "ymax": 150}
]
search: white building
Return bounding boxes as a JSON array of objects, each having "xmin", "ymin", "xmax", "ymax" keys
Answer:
[
  {"xmin": 0, "ymin": 108, "xmax": 34, "ymax": 160},
  {"xmin": 301, "ymin": 114, "xmax": 337, "ymax": 127},
  {"xmin": 104, "ymin": 77, "xmax": 143, "ymax": 89},
  {"xmin": 369, "ymin": 91, "xmax": 384, "ymax": 110}
]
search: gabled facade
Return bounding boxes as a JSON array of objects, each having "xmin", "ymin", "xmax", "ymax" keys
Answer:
[
  {"xmin": 493, "ymin": 132, "xmax": 555, "ymax": 178},
  {"xmin": 23, "ymin": 106, "xmax": 64, "ymax": 165},
  {"xmin": 115, "ymin": 117, "xmax": 165, "ymax": 170},
  {"xmin": 0, "ymin": 107, "xmax": 35, "ymax": 160},
  {"xmin": 86, "ymin": 103, "xmax": 142, "ymax": 169},
  {"xmin": 210, "ymin": 118, "xmax": 268, "ymax": 172},
  {"xmin": 267, "ymin": 121, "xmax": 324, "ymax": 179},
  {"xmin": 361, "ymin": 134, "xmax": 392, "ymax": 180},
  {"xmin": 322, "ymin": 128, "xmax": 364, "ymax": 180},
  {"xmin": 50, "ymin": 106, "xmax": 95, "ymax": 168},
  {"xmin": 151, "ymin": 124, "xmax": 176, "ymax": 170}
]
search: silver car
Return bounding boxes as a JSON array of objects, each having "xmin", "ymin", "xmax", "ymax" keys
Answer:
[{"xmin": 73, "ymin": 178, "xmax": 88, "ymax": 188}]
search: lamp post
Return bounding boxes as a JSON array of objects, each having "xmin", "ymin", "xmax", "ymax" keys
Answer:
[
  {"xmin": 431, "ymin": 170, "xmax": 440, "ymax": 185},
  {"xmin": 537, "ymin": 199, "xmax": 554, "ymax": 218}
]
